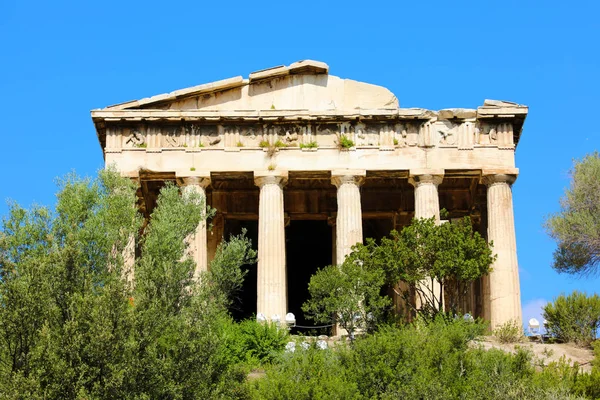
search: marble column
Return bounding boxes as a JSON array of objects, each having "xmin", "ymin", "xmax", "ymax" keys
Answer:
[
  {"xmin": 482, "ymin": 171, "xmax": 522, "ymax": 329},
  {"xmin": 254, "ymin": 171, "xmax": 288, "ymax": 320},
  {"xmin": 331, "ymin": 170, "xmax": 366, "ymax": 265},
  {"xmin": 408, "ymin": 170, "xmax": 444, "ymax": 311},
  {"xmin": 123, "ymin": 234, "xmax": 136, "ymax": 287},
  {"xmin": 121, "ymin": 176, "xmax": 140, "ymax": 288},
  {"xmin": 181, "ymin": 174, "xmax": 211, "ymax": 280}
]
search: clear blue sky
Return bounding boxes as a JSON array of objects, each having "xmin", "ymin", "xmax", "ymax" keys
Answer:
[{"xmin": 1, "ymin": 0, "xmax": 599, "ymax": 323}]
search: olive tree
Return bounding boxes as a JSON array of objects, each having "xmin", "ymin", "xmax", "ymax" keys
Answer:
[
  {"xmin": 302, "ymin": 216, "xmax": 494, "ymax": 335},
  {"xmin": 302, "ymin": 258, "xmax": 390, "ymax": 340},
  {"xmin": 0, "ymin": 169, "xmax": 256, "ymax": 399},
  {"xmin": 545, "ymin": 152, "xmax": 600, "ymax": 276}
]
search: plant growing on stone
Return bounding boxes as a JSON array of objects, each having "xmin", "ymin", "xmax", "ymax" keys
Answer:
[
  {"xmin": 300, "ymin": 141, "xmax": 318, "ymax": 149},
  {"xmin": 493, "ymin": 320, "xmax": 525, "ymax": 343},
  {"xmin": 337, "ymin": 134, "xmax": 355, "ymax": 150},
  {"xmin": 265, "ymin": 140, "xmax": 285, "ymax": 157},
  {"xmin": 236, "ymin": 141, "xmax": 244, "ymax": 147},
  {"xmin": 267, "ymin": 163, "xmax": 276, "ymax": 171}
]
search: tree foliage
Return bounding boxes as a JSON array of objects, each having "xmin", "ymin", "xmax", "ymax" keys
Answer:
[
  {"xmin": 543, "ymin": 291, "xmax": 600, "ymax": 346},
  {"xmin": 545, "ymin": 152, "xmax": 600, "ymax": 276},
  {"xmin": 250, "ymin": 317, "xmax": 588, "ymax": 400},
  {"xmin": 302, "ymin": 216, "xmax": 494, "ymax": 338},
  {"xmin": 349, "ymin": 216, "xmax": 494, "ymax": 319},
  {"xmin": 0, "ymin": 169, "xmax": 256, "ymax": 399},
  {"xmin": 302, "ymin": 257, "xmax": 390, "ymax": 340}
]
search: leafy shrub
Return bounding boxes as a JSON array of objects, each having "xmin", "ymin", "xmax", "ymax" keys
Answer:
[
  {"xmin": 248, "ymin": 348, "xmax": 360, "ymax": 400},
  {"xmin": 236, "ymin": 319, "xmax": 288, "ymax": 365},
  {"xmin": 248, "ymin": 318, "xmax": 581, "ymax": 399},
  {"xmin": 337, "ymin": 135, "xmax": 355, "ymax": 149},
  {"xmin": 543, "ymin": 291, "xmax": 600, "ymax": 346},
  {"xmin": 341, "ymin": 317, "xmax": 487, "ymax": 398},
  {"xmin": 493, "ymin": 319, "xmax": 525, "ymax": 343},
  {"xmin": 300, "ymin": 141, "xmax": 318, "ymax": 149}
]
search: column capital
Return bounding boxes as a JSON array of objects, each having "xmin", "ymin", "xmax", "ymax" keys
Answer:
[
  {"xmin": 331, "ymin": 169, "xmax": 366, "ymax": 188},
  {"xmin": 481, "ymin": 168, "xmax": 519, "ymax": 186},
  {"xmin": 408, "ymin": 169, "xmax": 444, "ymax": 187},
  {"xmin": 254, "ymin": 170, "xmax": 288, "ymax": 188},
  {"xmin": 176, "ymin": 171, "xmax": 211, "ymax": 188}
]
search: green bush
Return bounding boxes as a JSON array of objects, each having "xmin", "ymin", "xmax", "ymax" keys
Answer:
[
  {"xmin": 543, "ymin": 291, "xmax": 600, "ymax": 346},
  {"xmin": 299, "ymin": 141, "xmax": 318, "ymax": 149},
  {"xmin": 493, "ymin": 319, "xmax": 525, "ymax": 343},
  {"xmin": 236, "ymin": 319, "xmax": 289, "ymax": 365},
  {"xmin": 246, "ymin": 318, "xmax": 589, "ymax": 399},
  {"xmin": 337, "ymin": 135, "xmax": 355, "ymax": 149},
  {"xmin": 248, "ymin": 348, "xmax": 360, "ymax": 400}
]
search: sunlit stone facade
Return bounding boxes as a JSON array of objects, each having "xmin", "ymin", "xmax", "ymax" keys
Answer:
[{"xmin": 92, "ymin": 60, "xmax": 527, "ymax": 329}]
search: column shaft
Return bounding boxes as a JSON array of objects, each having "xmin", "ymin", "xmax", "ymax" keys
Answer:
[
  {"xmin": 332, "ymin": 170, "xmax": 366, "ymax": 265},
  {"xmin": 409, "ymin": 171, "xmax": 444, "ymax": 311},
  {"xmin": 255, "ymin": 172, "xmax": 288, "ymax": 320},
  {"xmin": 181, "ymin": 175, "xmax": 210, "ymax": 280},
  {"xmin": 484, "ymin": 174, "xmax": 522, "ymax": 329}
]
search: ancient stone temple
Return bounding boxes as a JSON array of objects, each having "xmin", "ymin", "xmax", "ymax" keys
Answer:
[{"xmin": 91, "ymin": 60, "xmax": 527, "ymax": 329}]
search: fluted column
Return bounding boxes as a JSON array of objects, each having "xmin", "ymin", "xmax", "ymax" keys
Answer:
[
  {"xmin": 409, "ymin": 170, "xmax": 444, "ymax": 311},
  {"xmin": 255, "ymin": 171, "xmax": 288, "ymax": 320},
  {"xmin": 181, "ymin": 174, "xmax": 211, "ymax": 280},
  {"xmin": 331, "ymin": 170, "xmax": 366, "ymax": 265},
  {"xmin": 482, "ymin": 171, "xmax": 521, "ymax": 329},
  {"xmin": 409, "ymin": 170, "xmax": 444, "ymax": 222}
]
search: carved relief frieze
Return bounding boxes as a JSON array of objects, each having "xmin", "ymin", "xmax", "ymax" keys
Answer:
[
  {"xmin": 360, "ymin": 124, "xmax": 379, "ymax": 146},
  {"xmin": 239, "ymin": 125, "xmax": 261, "ymax": 147},
  {"xmin": 315, "ymin": 123, "xmax": 339, "ymax": 147},
  {"xmin": 123, "ymin": 126, "xmax": 146, "ymax": 148},
  {"xmin": 108, "ymin": 117, "xmax": 514, "ymax": 154},
  {"xmin": 436, "ymin": 121, "xmax": 457, "ymax": 147},
  {"xmin": 162, "ymin": 126, "xmax": 181, "ymax": 148},
  {"xmin": 273, "ymin": 124, "xmax": 303, "ymax": 147},
  {"xmin": 475, "ymin": 122, "xmax": 514, "ymax": 148}
]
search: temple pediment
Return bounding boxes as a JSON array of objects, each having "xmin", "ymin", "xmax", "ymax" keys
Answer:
[{"xmin": 103, "ymin": 60, "xmax": 399, "ymax": 112}]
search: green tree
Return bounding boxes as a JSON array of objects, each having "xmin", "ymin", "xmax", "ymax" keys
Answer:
[
  {"xmin": 543, "ymin": 291, "xmax": 600, "ymax": 346},
  {"xmin": 0, "ymin": 169, "xmax": 256, "ymax": 399},
  {"xmin": 545, "ymin": 152, "xmax": 600, "ymax": 276},
  {"xmin": 351, "ymin": 217, "xmax": 494, "ymax": 318},
  {"xmin": 302, "ymin": 258, "xmax": 390, "ymax": 340}
]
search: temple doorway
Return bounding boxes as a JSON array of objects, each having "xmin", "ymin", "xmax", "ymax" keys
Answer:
[
  {"xmin": 223, "ymin": 219, "xmax": 259, "ymax": 321},
  {"xmin": 286, "ymin": 220, "xmax": 332, "ymax": 334}
]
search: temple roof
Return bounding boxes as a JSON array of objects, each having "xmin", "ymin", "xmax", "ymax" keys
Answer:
[{"xmin": 101, "ymin": 60, "xmax": 400, "ymax": 112}]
